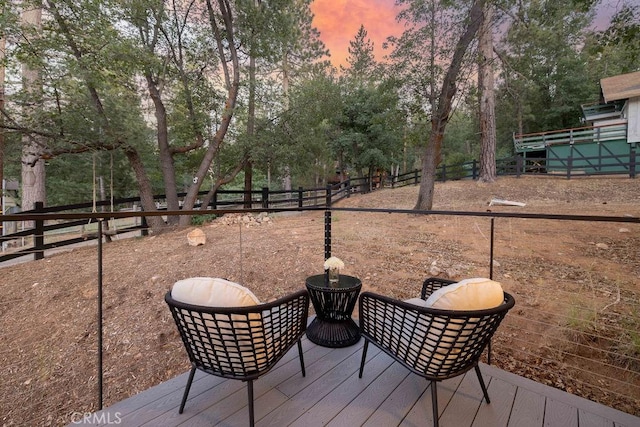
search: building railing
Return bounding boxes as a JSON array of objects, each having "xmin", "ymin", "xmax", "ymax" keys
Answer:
[{"xmin": 513, "ymin": 121, "xmax": 628, "ymax": 153}]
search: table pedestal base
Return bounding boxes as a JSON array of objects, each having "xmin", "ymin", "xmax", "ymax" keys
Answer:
[{"xmin": 306, "ymin": 317, "xmax": 360, "ymax": 348}]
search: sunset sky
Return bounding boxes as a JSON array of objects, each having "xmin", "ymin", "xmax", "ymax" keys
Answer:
[
  {"xmin": 310, "ymin": 0, "xmax": 620, "ymax": 69},
  {"xmin": 310, "ymin": 0, "xmax": 404, "ymax": 69}
]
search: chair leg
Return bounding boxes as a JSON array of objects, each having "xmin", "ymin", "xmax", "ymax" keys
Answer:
[
  {"xmin": 358, "ymin": 339, "xmax": 369, "ymax": 378},
  {"xmin": 179, "ymin": 366, "xmax": 197, "ymax": 414},
  {"xmin": 297, "ymin": 339, "xmax": 306, "ymax": 377},
  {"xmin": 431, "ymin": 381, "xmax": 439, "ymax": 427},
  {"xmin": 247, "ymin": 379, "xmax": 255, "ymax": 427},
  {"xmin": 475, "ymin": 365, "xmax": 491, "ymax": 404}
]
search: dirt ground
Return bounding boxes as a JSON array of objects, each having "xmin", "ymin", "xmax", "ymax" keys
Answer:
[{"xmin": 1, "ymin": 176, "xmax": 639, "ymax": 426}]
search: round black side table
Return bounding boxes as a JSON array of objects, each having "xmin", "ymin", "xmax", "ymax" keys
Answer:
[{"xmin": 305, "ymin": 274, "xmax": 362, "ymax": 348}]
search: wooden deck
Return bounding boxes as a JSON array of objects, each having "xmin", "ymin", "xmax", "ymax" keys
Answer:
[{"xmin": 84, "ymin": 335, "xmax": 639, "ymax": 427}]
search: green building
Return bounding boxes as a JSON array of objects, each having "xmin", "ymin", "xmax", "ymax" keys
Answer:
[{"xmin": 513, "ymin": 71, "xmax": 640, "ymax": 176}]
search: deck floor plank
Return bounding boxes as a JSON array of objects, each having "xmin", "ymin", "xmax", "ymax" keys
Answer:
[
  {"xmin": 508, "ymin": 386, "xmax": 546, "ymax": 427},
  {"xmin": 289, "ymin": 347, "xmax": 390, "ymax": 427},
  {"xmin": 438, "ymin": 368, "xmax": 486, "ymax": 427},
  {"xmin": 544, "ymin": 398, "xmax": 579, "ymax": 427},
  {"xmin": 472, "ymin": 377, "xmax": 517, "ymax": 427},
  {"xmin": 81, "ymin": 335, "xmax": 640, "ymax": 427}
]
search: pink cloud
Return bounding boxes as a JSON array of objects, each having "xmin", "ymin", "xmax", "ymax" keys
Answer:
[{"xmin": 311, "ymin": 0, "xmax": 404, "ymax": 68}]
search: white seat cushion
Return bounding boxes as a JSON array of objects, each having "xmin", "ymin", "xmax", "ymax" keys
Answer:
[
  {"xmin": 171, "ymin": 278, "xmax": 267, "ymax": 375},
  {"xmin": 425, "ymin": 278, "xmax": 503, "ymax": 310},
  {"xmin": 171, "ymin": 277, "xmax": 260, "ymax": 307},
  {"xmin": 396, "ymin": 279, "xmax": 504, "ymax": 370}
]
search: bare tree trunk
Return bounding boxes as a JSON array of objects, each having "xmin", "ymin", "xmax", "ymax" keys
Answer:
[
  {"xmin": 21, "ymin": 4, "xmax": 46, "ymax": 215},
  {"xmin": 478, "ymin": 2, "xmax": 497, "ymax": 183},
  {"xmin": 281, "ymin": 52, "xmax": 292, "ymax": 192},
  {"xmin": 179, "ymin": 0, "xmax": 241, "ymax": 225},
  {"xmin": 415, "ymin": 0, "xmax": 484, "ymax": 210},
  {"xmin": 0, "ymin": 33, "xmax": 5, "ymax": 218},
  {"xmin": 244, "ymin": 53, "xmax": 256, "ymax": 208},
  {"xmin": 124, "ymin": 148, "xmax": 165, "ymax": 230},
  {"xmin": 146, "ymin": 75, "xmax": 180, "ymax": 223}
]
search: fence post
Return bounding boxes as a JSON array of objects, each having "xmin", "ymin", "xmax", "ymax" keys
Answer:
[
  {"xmin": 141, "ymin": 215, "xmax": 149, "ymax": 236},
  {"xmin": 414, "ymin": 170, "xmax": 419, "ymax": 185},
  {"xmin": 441, "ymin": 164, "xmax": 447, "ymax": 182},
  {"xmin": 630, "ymin": 145, "xmax": 637, "ymax": 179},
  {"xmin": 516, "ymin": 155, "xmax": 523, "ymax": 178},
  {"xmin": 567, "ymin": 145, "xmax": 573, "ymax": 179},
  {"xmin": 212, "ymin": 191, "xmax": 217, "ymax": 210},
  {"xmin": 34, "ymin": 201, "xmax": 44, "ymax": 261},
  {"xmin": 297, "ymin": 187, "xmax": 304, "ymax": 208},
  {"xmin": 473, "ymin": 160, "xmax": 478, "ymax": 180},
  {"xmin": 326, "ymin": 184, "xmax": 332, "ymax": 207},
  {"xmin": 261, "ymin": 187, "xmax": 269, "ymax": 209}
]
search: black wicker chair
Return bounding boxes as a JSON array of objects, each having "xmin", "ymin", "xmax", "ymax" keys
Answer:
[
  {"xmin": 165, "ymin": 288, "xmax": 310, "ymax": 426},
  {"xmin": 358, "ymin": 278, "xmax": 515, "ymax": 427}
]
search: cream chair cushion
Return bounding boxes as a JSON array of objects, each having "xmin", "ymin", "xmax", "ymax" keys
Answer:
[
  {"xmin": 171, "ymin": 277, "xmax": 267, "ymax": 375},
  {"xmin": 400, "ymin": 278, "xmax": 504, "ymax": 369},
  {"xmin": 171, "ymin": 277, "xmax": 260, "ymax": 307},
  {"xmin": 424, "ymin": 278, "xmax": 503, "ymax": 310}
]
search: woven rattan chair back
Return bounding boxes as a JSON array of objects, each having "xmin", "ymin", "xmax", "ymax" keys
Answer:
[
  {"xmin": 358, "ymin": 277, "xmax": 515, "ymax": 427},
  {"xmin": 166, "ymin": 288, "xmax": 309, "ymax": 426}
]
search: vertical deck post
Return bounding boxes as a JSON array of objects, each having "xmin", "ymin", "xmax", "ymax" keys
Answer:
[
  {"xmin": 488, "ymin": 217, "xmax": 495, "ymax": 365},
  {"xmin": 324, "ymin": 185, "xmax": 332, "ymax": 259},
  {"xmin": 97, "ymin": 219, "xmax": 104, "ymax": 410}
]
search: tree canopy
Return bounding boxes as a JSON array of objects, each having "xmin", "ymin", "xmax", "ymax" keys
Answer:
[{"xmin": 0, "ymin": 0, "xmax": 636, "ymax": 223}]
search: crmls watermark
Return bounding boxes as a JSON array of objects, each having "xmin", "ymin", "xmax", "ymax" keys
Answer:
[{"xmin": 70, "ymin": 411, "xmax": 122, "ymax": 425}]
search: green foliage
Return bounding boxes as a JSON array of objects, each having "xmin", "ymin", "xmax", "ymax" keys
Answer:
[
  {"xmin": 190, "ymin": 214, "xmax": 217, "ymax": 226},
  {"xmin": 584, "ymin": 3, "xmax": 640, "ymax": 78},
  {"xmin": 45, "ymin": 149, "xmax": 139, "ymax": 206},
  {"xmin": 443, "ymin": 152, "xmax": 470, "ymax": 180},
  {"xmin": 497, "ymin": 0, "xmax": 595, "ymax": 134}
]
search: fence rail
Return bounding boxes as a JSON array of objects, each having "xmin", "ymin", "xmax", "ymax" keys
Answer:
[{"xmin": 1, "ymin": 150, "xmax": 637, "ymax": 264}]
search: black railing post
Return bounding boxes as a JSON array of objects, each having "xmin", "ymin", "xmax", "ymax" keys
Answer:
[
  {"xmin": 324, "ymin": 210, "xmax": 331, "ymax": 260},
  {"xmin": 414, "ymin": 170, "xmax": 419, "ymax": 185},
  {"xmin": 473, "ymin": 160, "xmax": 478, "ymax": 180},
  {"xmin": 488, "ymin": 217, "xmax": 495, "ymax": 365},
  {"xmin": 97, "ymin": 219, "xmax": 104, "ymax": 410},
  {"xmin": 261, "ymin": 187, "xmax": 269, "ymax": 209},
  {"xmin": 324, "ymin": 185, "xmax": 332, "ymax": 259},
  {"xmin": 346, "ymin": 177, "xmax": 351, "ymax": 197},
  {"xmin": 489, "ymin": 218, "xmax": 495, "ymax": 280},
  {"xmin": 212, "ymin": 191, "xmax": 218, "ymax": 210},
  {"xmin": 298, "ymin": 187, "xmax": 304, "ymax": 208},
  {"xmin": 567, "ymin": 145, "xmax": 574, "ymax": 179},
  {"xmin": 34, "ymin": 201, "xmax": 44, "ymax": 260},
  {"xmin": 630, "ymin": 146, "xmax": 636, "ymax": 179}
]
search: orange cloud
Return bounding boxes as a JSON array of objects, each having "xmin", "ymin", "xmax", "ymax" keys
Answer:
[{"xmin": 310, "ymin": 0, "xmax": 404, "ymax": 69}]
